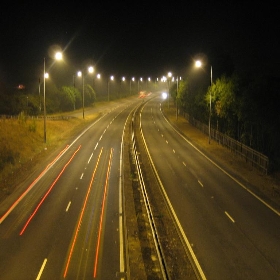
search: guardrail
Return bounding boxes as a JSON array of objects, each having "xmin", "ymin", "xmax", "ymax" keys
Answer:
[
  {"xmin": 0, "ymin": 115, "xmax": 76, "ymax": 120},
  {"xmin": 188, "ymin": 116, "xmax": 269, "ymax": 174}
]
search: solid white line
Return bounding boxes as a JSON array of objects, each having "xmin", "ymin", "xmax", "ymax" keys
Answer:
[
  {"xmin": 36, "ymin": 258, "xmax": 47, "ymax": 280},
  {"xmin": 225, "ymin": 211, "xmax": 235, "ymax": 223},
  {"xmin": 66, "ymin": 201, "xmax": 71, "ymax": 212}
]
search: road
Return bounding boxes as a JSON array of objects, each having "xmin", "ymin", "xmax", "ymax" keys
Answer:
[
  {"xmin": 139, "ymin": 94, "xmax": 280, "ymax": 279},
  {"xmin": 0, "ymin": 98, "xmax": 139, "ymax": 279},
  {"xmin": 1, "ymin": 93, "xmax": 280, "ymax": 279}
]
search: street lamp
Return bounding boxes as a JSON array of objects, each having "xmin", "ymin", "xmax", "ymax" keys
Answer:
[
  {"xmin": 167, "ymin": 72, "xmax": 172, "ymax": 108},
  {"xmin": 77, "ymin": 66, "xmax": 94, "ymax": 119},
  {"xmin": 43, "ymin": 51, "xmax": 62, "ymax": 143},
  {"xmin": 195, "ymin": 60, "xmax": 213, "ymax": 144},
  {"xmin": 175, "ymin": 76, "xmax": 181, "ymax": 120},
  {"xmin": 130, "ymin": 77, "xmax": 135, "ymax": 95},
  {"xmin": 108, "ymin": 75, "xmax": 114, "ymax": 101},
  {"xmin": 138, "ymin": 77, "xmax": 142, "ymax": 93}
]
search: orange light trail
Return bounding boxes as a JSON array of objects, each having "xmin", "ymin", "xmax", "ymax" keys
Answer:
[
  {"xmin": 19, "ymin": 145, "xmax": 81, "ymax": 236},
  {"xmin": 63, "ymin": 148, "xmax": 103, "ymax": 278},
  {"xmin": 0, "ymin": 145, "xmax": 69, "ymax": 224},
  {"xmin": 93, "ymin": 148, "xmax": 113, "ymax": 278}
]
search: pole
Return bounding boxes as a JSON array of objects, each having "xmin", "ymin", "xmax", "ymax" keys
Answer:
[
  {"xmin": 82, "ymin": 74, "xmax": 85, "ymax": 119},
  {"xmin": 176, "ymin": 76, "xmax": 178, "ymax": 120},
  {"xmin": 43, "ymin": 58, "xmax": 46, "ymax": 143},
  {"xmin": 209, "ymin": 65, "xmax": 213, "ymax": 144},
  {"xmin": 108, "ymin": 79, "xmax": 110, "ymax": 101},
  {"xmin": 168, "ymin": 80, "xmax": 170, "ymax": 109},
  {"xmin": 39, "ymin": 78, "xmax": 41, "ymax": 112}
]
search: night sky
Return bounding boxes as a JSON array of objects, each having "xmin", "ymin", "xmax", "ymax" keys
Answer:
[{"xmin": 1, "ymin": 2, "xmax": 279, "ymax": 91}]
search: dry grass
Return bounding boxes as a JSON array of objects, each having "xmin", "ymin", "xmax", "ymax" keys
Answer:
[{"xmin": 0, "ymin": 113, "xmax": 99, "ymax": 200}]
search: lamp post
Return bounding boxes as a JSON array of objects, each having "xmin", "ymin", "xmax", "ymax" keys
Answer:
[
  {"xmin": 137, "ymin": 77, "xmax": 142, "ymax": 93},
  {"xmin": 43, "ymin": 52, "xmax": 62, "ymax": 143},
  {"xmin": 108, "ymin": 75, "xmax": 114, "ymax": 101},
  {"xmin": 176, "ymin": 76, "xmax": 181, "ymax": 120},
  {"xmin": 130, "ymin": 77, "xmax": 135, "ymax": 95},
  {"xmin": 195, "ymin": 60, "xmax": 213, "ymax": 143},
  {"xmin": 77, "ymin": 66, "xmax": 94, "ymax": 119},
  {"xmin": 43, "ymin": 58, "xmax": 46, "ymax": 143},
  {"xmin": 167, "ymin": 72, "xmax": 172, "ymax": 108}
]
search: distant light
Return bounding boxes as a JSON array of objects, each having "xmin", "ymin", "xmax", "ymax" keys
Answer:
[
  {"xmin": 55, "ymin": 52, "xmax": 62, "ymax": 60},
  {"xmin": 162, "ymin": 92, "xmax": 168, "ymax": 99},
  {"xmin": 88, "ymin": 66, "xmax": 94, "ymax": 73},
  {"xmin": 97, "ymin": 73, "xmax": 101, "ymax": 79},
  {"xmin": 45, "ymin": 72, "xmax": 49, "ymax": 79},
  {"xmin": 195, "ymin": 60, "xmax": 202, "ymax": 68}
]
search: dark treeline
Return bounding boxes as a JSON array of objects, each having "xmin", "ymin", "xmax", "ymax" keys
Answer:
[
  {"xmin": 1, "ymin": 65, "xmax": 280, "ymax": 172},
  {"xmin": 170, "ymin": 70, "xmax": 280, "ymax": 172}
]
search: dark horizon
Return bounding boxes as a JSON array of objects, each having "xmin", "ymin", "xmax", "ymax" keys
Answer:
[{"xmin": 1, "ymin": 2, "xmax": 279, "ymax": 90}]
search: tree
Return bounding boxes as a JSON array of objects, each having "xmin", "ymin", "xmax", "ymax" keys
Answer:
[
  {"xmin": 207, "ymin": 75, "xmax": 238, "ymax": 137},
  {"xmin": 84, "ymin": 84, "xmax": 96, "ymax": 106},
  {"xmin": 60, "ymin": 86, "xmax": 81, "ymax": 111},
  {"xmin": 176, "ymin": 79, "xmax": 189, "ymax": 115}
]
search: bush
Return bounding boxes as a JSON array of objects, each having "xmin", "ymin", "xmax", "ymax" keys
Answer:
[{"xmin": 0, "ymin": 144, "xmax": 15, "ymax": 171}]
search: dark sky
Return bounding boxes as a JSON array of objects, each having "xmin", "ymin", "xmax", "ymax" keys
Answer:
[{"xmin": 1, "ymin": 1, "xmax": 279, "ymax": 90}]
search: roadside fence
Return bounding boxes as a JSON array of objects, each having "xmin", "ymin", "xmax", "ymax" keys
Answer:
[{"xmin": 188, "ymin": 116, "xmax": 269, "ymax": 174}]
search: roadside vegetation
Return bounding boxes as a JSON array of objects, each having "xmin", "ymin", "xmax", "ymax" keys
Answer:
[
  {"xmin": 1, "ymin": 55, "xmax": 280, "ymax": 179},
  {"xmin": 0, "ymin": 111, "xmax": 100, "ymax": 202},
  {"xmin": 170, "ymin": 72, "xmax": 280, "ymax": 172}
]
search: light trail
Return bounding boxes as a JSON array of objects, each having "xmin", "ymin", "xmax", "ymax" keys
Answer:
[
  {"xmin": 93, "ymin": 148, "xmax": 113, "ymax": 278},
  {"xmin": 0, "ymin": 145, "xmax": 69, "ymax": 224},
  {"xmin": 19, "ymin": 145, "xmax": 81, "ymax": 235},
  {"xmin": 63, "ymin": 148, "xmax": 103, "ymax": 278}
]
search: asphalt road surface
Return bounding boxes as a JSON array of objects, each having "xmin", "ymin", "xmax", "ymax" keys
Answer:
[
  {"xmin": 0, "ymin": 98, "xmax": 139, "ymax": 279},
  {"xmin": 140, "ymin": 94, "xmax": 280, "ymax": 279},
  {"xmin": 1, "ymin": 93, "xmax": 280, "ymax": 279}
]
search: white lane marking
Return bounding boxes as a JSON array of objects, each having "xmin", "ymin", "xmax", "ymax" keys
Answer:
[
  {"xmin": 88, "ymin": 153, "xmax": 93, "ymax": 164},
  {"xmin": 36, "ymin": 258, "xmax": 47, "ymax": 280},
  {"xmin": 225, "ymin": 211, "xmax": 235, "ymax": 223},
  {"xmin": 198, "ymin": 180, "xmax": 203, "ymax": 187},
  {"xmin": 166, "ymin": 140, "xmax": 168, "ymax": 144},
  {"xmin": 183, "ymin": 161, "xmax": 186, "ymax": 166},
  {"xmin": 94, "ymin": 143, "xmax": 99, "ymax": 150},
  {"xmin": 173, "ymin": 149, "xmax": 175, "ymax": 153},
  {"xmin": 80, "ymin": 173, "xmax": 84, "ymax": 179},
  {"xmin": 163, "ymin": 114, "xmax": 280, "ymax": 217},
  {"xmin": 66, "ymin": 201, "xmax": 71, "ymax": 212}
]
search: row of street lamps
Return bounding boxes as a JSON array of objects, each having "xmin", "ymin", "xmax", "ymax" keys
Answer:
[{"xmin": 42, "ymin": 51, "xmax": 213, "ymax": 145}]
